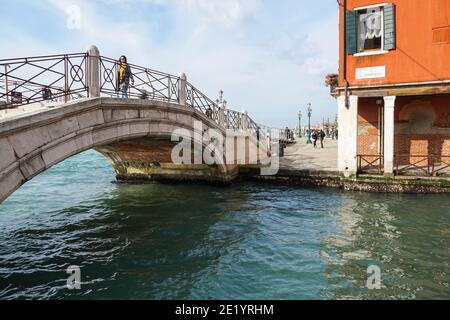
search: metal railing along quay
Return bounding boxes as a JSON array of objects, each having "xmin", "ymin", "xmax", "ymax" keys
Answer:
[{"xmin": 356, "ymin": 154, "xmax": 450, "ymax": 177}]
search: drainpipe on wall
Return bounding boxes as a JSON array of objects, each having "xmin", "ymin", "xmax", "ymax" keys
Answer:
[{"xmin": 342, "ymin": 0, "xmax": 349, "ymax": 108}]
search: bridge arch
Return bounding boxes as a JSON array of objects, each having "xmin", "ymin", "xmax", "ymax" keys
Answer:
[{"xmin": 0, "ymin": 98, "xmax": 238, "ymax": 203}]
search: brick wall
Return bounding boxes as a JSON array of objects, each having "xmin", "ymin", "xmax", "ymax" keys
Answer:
[
  {"xmin": 395, "ymin": 134, "xmax": 450, "ymax": 166},
  {"xmin": 357, "ymin": 95, "xmax": 450, "ymax": 169},
  {"xmin": 394, "ymin": 95, "xmax": 450, "ymax": 165},
  {"xmin": 358, "ymin": 98, "xmax": 382, "ymax": 167}
]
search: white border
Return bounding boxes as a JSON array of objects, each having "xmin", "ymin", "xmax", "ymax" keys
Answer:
[
  {"xmin": 355, "ymin": 3, "xmax": 387, "ymax": 54},
  {"xmin": 354, "ymin": 50, "xmax": 389, "ymax": 57},
  {"xmin": 354, "ymin": 2, "xmax": 388, "ymax": 11}
]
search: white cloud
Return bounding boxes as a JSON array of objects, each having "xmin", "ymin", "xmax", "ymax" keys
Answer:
[
  {"xmin": 176, "ymin": 0, "xmax": 260, "ymax": 29},
  {"xmin": 1, "ymin": 0, "xmax": 339, "ymax": 128}
]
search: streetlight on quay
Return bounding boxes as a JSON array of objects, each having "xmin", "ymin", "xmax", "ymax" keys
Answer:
[
  {"xmin": 298, "ymin": 111, "xmax": 302, "ymax": 138},
  {"xmin": 306, "ymin": 103, "xmax": 313, "ymax": 144},
  {"xmin": 327, "ymin": 117, "xmax": 331, "ymax": 137}
]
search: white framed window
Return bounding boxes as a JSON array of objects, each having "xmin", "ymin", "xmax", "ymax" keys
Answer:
[
  {"xmin": 357, "ymin": 6, "xmax": 384, "ymax": 52},
  {"xmin": 346, "ymin": 3, "xmax": 396, "ymax": 55}
]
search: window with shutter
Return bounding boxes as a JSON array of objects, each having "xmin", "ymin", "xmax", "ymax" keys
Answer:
[
  {"xmin": 346, "ymin": 4, "xmax": 396, "ymax": 55},
  {"xmin": 359, "ymin": 7, "xmax": 383, "ymax": 51},
  {"xmin": 432, "ymin": 0, "xmax": 450, "ymax": 29},
  {"xmin": 432, "ymin": 0, "xmax": 450, "ymax": 44},
  {"xmin": 384, "ymin": 4, "xmax": 396, "ymax": 50},
  {"xmin": 346, "ymin": 10, "xmax": 358, "ymax": 55}
]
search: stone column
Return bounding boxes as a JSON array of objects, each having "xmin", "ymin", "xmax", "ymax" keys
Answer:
[
  {"xmin": 337, "ymin": 95, "xmax": 358, "ymax": 177},
  {"xmin": 218, "ymin": 101, "xmax": 226, "ymax": 128},
  {"xmin": 86, "ymin": 45, "xmax": 100, "ymax": 98},
  {"xmin": 241, "ymin": 110, "xmax": 248, "ymax": 132},
  {"xmin": 383, "ymin": 96, "xmax": 397, "ymax": 176},
  {"xmin": 267, "ymin": 131, "xmax": 272, "ymax": 154},
  {"xmin": 178, "ymin": 73, "xmax": 187, "ymax": 106}
]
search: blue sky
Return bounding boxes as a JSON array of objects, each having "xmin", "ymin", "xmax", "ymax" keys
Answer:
[{"xmin": 0, "ymin": 0, "xmax": 339, "ymax": 128}]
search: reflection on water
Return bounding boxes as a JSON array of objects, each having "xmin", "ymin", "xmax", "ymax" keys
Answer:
[
  {"xmin": 323, "ymin": 194, "xmax": 450, "ymax": 299},
  {"xmin": 0, "ymin": 150, "xmax": 448, "ymax": 299}
]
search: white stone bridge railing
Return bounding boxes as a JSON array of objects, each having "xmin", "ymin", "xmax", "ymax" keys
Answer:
[{"xmin": 0, "ymin": 45, "xmax": 275, "ymax": 142}]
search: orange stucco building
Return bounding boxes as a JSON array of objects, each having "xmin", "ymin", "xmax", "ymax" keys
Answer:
[{"xmin": 335, "ymin": 0, "xmax": 450, "ymax": 177}]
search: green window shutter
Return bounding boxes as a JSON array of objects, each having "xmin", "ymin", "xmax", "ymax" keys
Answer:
[
  {"xmin": 384, "ymin": 4, "xmax": 396, "ymax": 50},
  {"xmin": 346, "ymin": 10, "xmax": 358, "ymax": 55}
]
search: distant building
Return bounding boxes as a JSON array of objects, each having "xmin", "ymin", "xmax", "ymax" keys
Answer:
[{"xmin": 334, "ymin": 0, "xmax": 450, "ymax": 177}]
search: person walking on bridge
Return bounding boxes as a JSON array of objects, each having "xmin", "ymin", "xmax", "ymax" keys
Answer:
[{"xmin": 117, "ymin": 55, "xmax": 134, "ymax": 99}]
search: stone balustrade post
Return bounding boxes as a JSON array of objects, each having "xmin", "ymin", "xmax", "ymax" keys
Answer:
[
  {"xmin": 218, "ymin": 101, "xmax": 226, "ymax": 128},
  {"xmin": 178, "ymin": 73, "xmax": 187, "ymax": 106},
  {"xmin": 241, "ymin": 110, "xmax": 248, "ymax": 132},
  {"xmin": 86, "ymin": 45, "xmax": 100, "ymax": 98}
]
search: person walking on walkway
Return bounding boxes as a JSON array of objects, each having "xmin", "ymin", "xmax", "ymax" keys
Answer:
[
  {"xmin": 117, "ymin": 55, "xmax": 134, "ymax": 99},
  {"xmin": 320, "ymin": 129, "xmax": 326, "ymax": 148},
  {"xmin": 284, "ymin": 127, "xmax": 290, "ymax": 141},
  {"xmin": 312, "ymin": 129, "xmax": 318, "ymax": 148}
]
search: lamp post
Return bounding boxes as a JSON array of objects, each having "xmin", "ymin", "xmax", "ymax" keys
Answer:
[
  {"xmin": 327, "ymin": 117, "xmax": 330, "ymax": 138},
  {"xmin": 334, "ymin": 114, "xmax": 338, "ymax": 140},
  {"xmin": 298, "ymin": 111, "xmax": 302, "ymax": 138},
  {"xmin": 216, "ymin": 90, "xmax": 224, "ymax": 104},
  {"xmin": 306, "ymin": 103, "xmax": 313, "ymax": 144}
]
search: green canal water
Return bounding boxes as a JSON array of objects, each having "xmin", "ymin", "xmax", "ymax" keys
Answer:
[{"xmin": 0, "ymin": 150, "xmax": 448, "ymax": 300}]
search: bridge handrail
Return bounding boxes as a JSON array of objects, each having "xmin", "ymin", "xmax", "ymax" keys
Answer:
[
  {"xmin": 97, "ymin": 55, "xmax": 263, "ymax": 138},
  {"xmin": 185, "ymin": 80, "xmax": 221, "ymax": 124},
  {"xmin": 98, "ymin": 55, "xmax": 181, "ymax": 104},
  {"xmin": 0, "ymin": 52, "xmax": 87, "ymax": 64},
  {"xmin": 0, "ymin": 52, "xmax": 88, "ymax": 106},
  {"xmin": 0, "ymin": 50, "xmax": 276, "ymax": 143}
]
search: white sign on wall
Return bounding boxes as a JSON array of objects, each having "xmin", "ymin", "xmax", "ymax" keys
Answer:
[{"xmin": 355, "ymin": 66, "xmax": 386, "ymax": 80}]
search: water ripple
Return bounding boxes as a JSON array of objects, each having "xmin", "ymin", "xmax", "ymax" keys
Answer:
[{"xmin": 0, "ymin": 151, "xmax": 449, "ymax": 299}]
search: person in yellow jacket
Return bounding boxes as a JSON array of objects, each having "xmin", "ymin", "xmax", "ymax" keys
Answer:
[{"xmin": 117, "ymin": 55, "xmax": 134, "ymax": 99}]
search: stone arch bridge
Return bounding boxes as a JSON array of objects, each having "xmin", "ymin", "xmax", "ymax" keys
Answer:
[{"xmin": 0, "ymin": 46, "xmax": 281, "ymax": 203}]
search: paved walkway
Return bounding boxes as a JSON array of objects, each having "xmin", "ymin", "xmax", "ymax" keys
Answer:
[{"xmin": 280, "ymin": 138, "xmax": 338, "ymax": 172}]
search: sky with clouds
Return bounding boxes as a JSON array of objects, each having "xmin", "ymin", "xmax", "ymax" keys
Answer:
[{"xmin": 0, "ymin": 0, "xmax": 339, "ymax": 128}]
